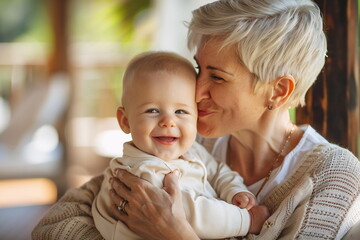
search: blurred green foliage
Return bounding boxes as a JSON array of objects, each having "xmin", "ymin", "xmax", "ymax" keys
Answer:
[
  {"xmin": 70, "ymin": 0, "xmax": 153, "ymax": 45},
  {"xmin": 0, "ymin": 0, "xmax": 50, "ymax": 42},
  {"xmin": 0, "ymin": 0, "xmax": 153, "ymax": 45}
]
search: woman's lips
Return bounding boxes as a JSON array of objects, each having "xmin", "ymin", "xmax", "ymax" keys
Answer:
[
  {"xmin": 198, "ymin": 109, "xmax": 212, "ymax": 117},
  {"xmin": 197, "ymin": 101, "xmax": 214, "ymax": 117},
  {"xmin": 153, "ymin": 136, "xmax": 178, "ymax": 145}
]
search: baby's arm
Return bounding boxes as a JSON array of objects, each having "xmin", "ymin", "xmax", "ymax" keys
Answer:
[
  {"xmin": 181, "ymin": 190, "xmax": 251, "ymax": 238},
  {"xmin": 232, "ymin": 192, "xmax": 270, "ymax": 234},
  {"xmin": 193, "ymin": 142, "xmax": 250, "ymax": 203}
]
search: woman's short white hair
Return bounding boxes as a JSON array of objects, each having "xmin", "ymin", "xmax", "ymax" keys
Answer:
[{"xmin": 187, "ymin": 0, "xmax": 327, "ymax": 107}]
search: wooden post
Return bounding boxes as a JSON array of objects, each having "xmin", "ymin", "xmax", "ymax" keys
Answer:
[
  {"xmin": 47, "ymin": 0, "xmax": 69, "ymax": 76},
  {"xmin": 47, "ymin": 0, "xmax": 70, "ymax": 195},
  {"xmin": 296, "ymin": 0, "xmax": 359, "ymax": 155}
]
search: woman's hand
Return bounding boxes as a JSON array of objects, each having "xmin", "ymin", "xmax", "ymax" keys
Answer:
[{"xmin": 109, "ymin": 169, "xmax": 199, "ymax": 240}]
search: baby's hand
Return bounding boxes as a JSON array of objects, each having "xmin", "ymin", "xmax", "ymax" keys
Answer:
[{"xmin": 232, "ymin": 192, "xmax": 257, "ymax": 210}]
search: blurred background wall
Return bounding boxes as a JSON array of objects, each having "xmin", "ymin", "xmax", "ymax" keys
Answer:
[{"xmin": 0, "ymin": 0, "xmax": 215, "ymax": 239}]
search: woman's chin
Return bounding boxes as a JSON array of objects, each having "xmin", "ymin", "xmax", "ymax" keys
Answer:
[{"xmin": 197, "ymin": 122, "xmax": 216, "ymax": 138}]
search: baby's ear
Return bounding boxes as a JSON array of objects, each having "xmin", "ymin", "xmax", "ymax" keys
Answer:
[{"xmin": 117, "ymin": 107, "xmax": 130, "ymax": 134}]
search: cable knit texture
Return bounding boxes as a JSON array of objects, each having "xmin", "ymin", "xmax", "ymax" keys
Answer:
[
  {"xmin": 32, "ymin": 175, "xmax": 105, "ymax": 240},
  {"xmin": 32, "ymin": 143, "xmax": 360, "ymax": 240},
  {"xmin": 245, "ymin": 143, "xmax": 360, "ymax": 240}
]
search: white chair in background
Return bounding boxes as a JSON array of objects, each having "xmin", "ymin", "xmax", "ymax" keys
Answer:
[{"xmin": 0, "ymin": 72, "xmax": 70, "ymax": 179}]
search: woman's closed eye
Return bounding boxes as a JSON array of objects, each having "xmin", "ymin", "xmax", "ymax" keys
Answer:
[{"xmin": 210, "ymin": 74, "xmax": 224, "ymax": 82}]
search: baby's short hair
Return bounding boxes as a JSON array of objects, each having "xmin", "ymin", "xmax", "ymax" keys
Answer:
[
  {"xmin": 121, "ymin": 51, "xmax": 196, "ymax": 106},
  {"xmin": 124, "ymin": 51, "xmax": 195, "ymax": 78}
]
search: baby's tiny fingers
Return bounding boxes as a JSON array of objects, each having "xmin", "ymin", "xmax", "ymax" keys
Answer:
[
  {"xmin": 247, "ymin": 197, "xmax": 256, "ymax": 210},
  {"xmin": 239, "ymin": 197, "xmax": 250, "ymax": 208}
]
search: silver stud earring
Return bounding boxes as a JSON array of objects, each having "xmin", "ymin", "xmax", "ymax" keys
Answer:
[{"xmin": 267, "ymin": 105, "xmax": 273, "ymax": 110}]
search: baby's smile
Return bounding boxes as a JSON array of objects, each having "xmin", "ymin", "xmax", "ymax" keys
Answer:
[{"xmin": 153, "ymin": 136, "xmax": 179, "ymax": 145}]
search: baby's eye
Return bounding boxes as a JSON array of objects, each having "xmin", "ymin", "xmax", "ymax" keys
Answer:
[
  {"xmin": 175, "ymin": 109, "xmax": 187, "ymax": 114},
  {"xmin": 145, "ymin": 109, "xmax": 159, "ymax": 113}
]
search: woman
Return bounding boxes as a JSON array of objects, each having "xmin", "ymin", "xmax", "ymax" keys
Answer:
[{"xmin": 32, "ymin": 0, "xmax": 360, "ymax": 239}]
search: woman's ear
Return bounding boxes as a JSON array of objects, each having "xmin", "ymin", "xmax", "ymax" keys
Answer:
[
  {"xmin": 267, "ymin": 75, "xmax": 295, "ymax": 109},
  {"xmin": 117, "ymin": 107, "xmax": 130, "ymax": 134}
]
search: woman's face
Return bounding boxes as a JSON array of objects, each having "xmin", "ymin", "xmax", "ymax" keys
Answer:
[{"xmin": 194, "ymin": 38, "xmax": 268, "ymax": 138}]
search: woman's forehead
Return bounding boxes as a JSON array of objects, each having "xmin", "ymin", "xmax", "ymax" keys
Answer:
[{"xmin": 196, "ymin": 41, "xmax": 231, "ymax": 61}]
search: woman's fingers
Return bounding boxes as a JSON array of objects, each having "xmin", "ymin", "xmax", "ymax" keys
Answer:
[
  {"xmin": 112, "ymin": 169, "xmax": 152, "ymax": 202},
  {"xmin": 109, "ymin": 188, "xmax": 124, "ymax": 209},
  {"xmin": 110, "ymin": 173, "xmax": 131, "ymax": 199},
  {"xmin": 109, "ymin": 179, "xmax": 136, "ymax": 227},
  {"xmin": 114, "ymin": 168, "xmax": 142, "ymax": 189},
  {"xmin": 110, "ymin": 169, "xmax": 155, "ymax": 220},
  {"xmin": 109, "ymin": 203, "xmax": 128, "ymax": 223},
  {"xmin": 109, "ymin": 189, "xmax": 127, "ymax": 211},
  {"xmin": 108, "ymin": 169, "xmax": 196, "ymax": 240}
]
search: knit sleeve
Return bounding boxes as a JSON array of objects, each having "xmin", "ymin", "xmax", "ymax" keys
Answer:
[
  {"xmin": 296, "ymin": 145, "xmax": 360, "ymax": 239},
  {"xmin": 247, "ymin": 143, "xmax": 360, "ymax": 240},
  {"xmin": 31, "ymin": 175, "xmax": 105, "ymax": 240}
]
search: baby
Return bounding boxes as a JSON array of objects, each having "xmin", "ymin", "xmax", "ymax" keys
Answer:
[{"xmin": 92, "ymin": 51, "xmax": 269, "ymax": 240}]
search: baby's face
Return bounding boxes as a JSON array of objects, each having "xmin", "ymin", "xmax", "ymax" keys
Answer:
[{"xmin": 123, "ymin": 70, "xmax": 197, "ymax": 161}]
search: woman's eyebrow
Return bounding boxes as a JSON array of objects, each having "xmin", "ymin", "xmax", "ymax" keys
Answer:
[
  {"xmin": 206, "ymin": 66, "xmax": 234, "ymax": 76},
  {"xmin": 193, "ymin": 56, "xmax": 234, "ymax": 76}
]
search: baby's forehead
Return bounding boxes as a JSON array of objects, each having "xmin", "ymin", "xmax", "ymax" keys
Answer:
[
  {"xmin": 122, "ymin": 68, "xmax": 195, "ymax": 100},
  {"xmin": 126, "ymin": 67, "xmax": 195, "ymax": 86}
]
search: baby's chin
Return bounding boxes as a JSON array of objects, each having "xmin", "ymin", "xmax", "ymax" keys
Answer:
[{"xmin": 156, "ymin": 153, "xmax": 182, "ymax": 161}]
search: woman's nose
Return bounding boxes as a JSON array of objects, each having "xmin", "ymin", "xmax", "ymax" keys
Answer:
[
  {"xmin": 159, "ymin": 115, "xmax": 176, "ymax": 128},
  {"xmin": 195, "ymin": 74, "xmax": 210, "ymax": 103}
]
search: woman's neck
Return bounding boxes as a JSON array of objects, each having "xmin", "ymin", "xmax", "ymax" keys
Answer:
[{"xmin": 226, "ymin": 120, "xmax": 301, "ymax": 186}]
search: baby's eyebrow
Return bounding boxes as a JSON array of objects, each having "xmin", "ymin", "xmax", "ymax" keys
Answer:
[
  {"xmin": 138, "ymin": 103, "xmax": 156, "ymax": 108},
  {"xmin": 175, "ymin": 103, "xmax": 194, "ymax": 108}
]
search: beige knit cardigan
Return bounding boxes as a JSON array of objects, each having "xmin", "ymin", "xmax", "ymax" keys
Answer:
[{"xmin": 32, "ymin": 143, "xmax": 360, "ymax": 240}]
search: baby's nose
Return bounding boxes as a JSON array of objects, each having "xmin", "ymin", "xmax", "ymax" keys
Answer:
[{"xmin": 159, "ymin": 116, "xmax": 176, "ymax": 128}]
